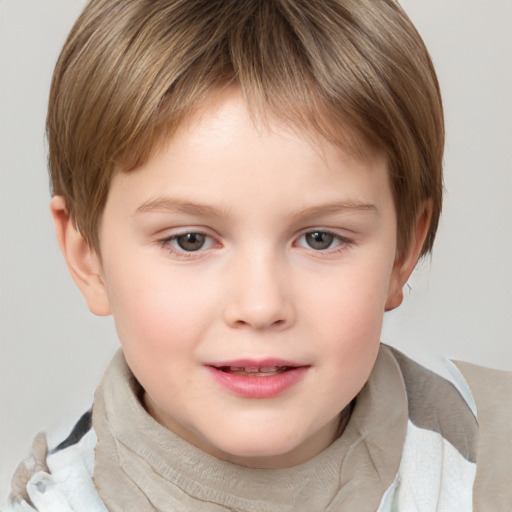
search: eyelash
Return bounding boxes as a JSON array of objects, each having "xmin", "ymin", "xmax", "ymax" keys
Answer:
[
  {"xmin": 157, "ymin": 229, "xmax": 353, "ymax": 258},
  {"xmin": 158, "ymin": 231, "xmax": 217, "ymax": 259},
  {"xmin": 295, "ymin": 230, "xmax": 352, "ymax": 254}
]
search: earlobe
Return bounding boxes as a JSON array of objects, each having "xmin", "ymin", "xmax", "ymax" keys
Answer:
[
  {"xmin": 385, "ymin": 287, "xmax": 404, "ymax": 312},
  {"xmin": 50, "ymin": 196, "xmax": 111, "ymax": 316},
  {"xmin": 385, "ymin": 202, "xmax": 433, "ymax": 312}
]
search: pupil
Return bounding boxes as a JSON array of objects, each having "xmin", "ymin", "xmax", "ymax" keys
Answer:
[
  {"xmin": 177, "ymin": 233, "xmax": 206, "ymax": 251},
  {"xmin": 306, "ymin": 232, "xmax": 333, "ymax": 250}
]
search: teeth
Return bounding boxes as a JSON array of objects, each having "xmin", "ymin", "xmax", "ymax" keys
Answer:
[{"xmin": 221, "ymin": 365, "xmax": 291, "ymax": 375}]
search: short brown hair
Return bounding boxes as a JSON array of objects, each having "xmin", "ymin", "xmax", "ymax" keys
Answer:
[{"xmin": 47, "ymin": 0, "xmax": 444, "ymax": 256}]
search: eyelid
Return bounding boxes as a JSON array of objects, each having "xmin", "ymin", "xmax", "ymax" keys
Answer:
[
  {"xmin": 294, "ymin": 229, "xmax": 353, "ymax": 252},
  {"xmin": 158, "ymin": 228, "xmax": 220, "ymax": 258}
]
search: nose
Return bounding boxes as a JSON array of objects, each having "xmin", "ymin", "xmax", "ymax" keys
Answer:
[{"xmin": 222, "ymin": 252, "xmax": 295, "ymax": 331}]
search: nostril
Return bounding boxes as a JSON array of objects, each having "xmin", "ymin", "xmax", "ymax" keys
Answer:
[{"xmin": 222, "ymin": 287, "xmax": 295, "ymax": 330}]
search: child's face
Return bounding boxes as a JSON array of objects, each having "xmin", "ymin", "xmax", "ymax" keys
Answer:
[{"xmin": 81, "ymin": 88, "xmax": 417, "ymax": 468}]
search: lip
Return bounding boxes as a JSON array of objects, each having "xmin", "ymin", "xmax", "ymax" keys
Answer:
[{"xmin": 205, "ymin": 359, "xmax": 309, "ymax": 399}]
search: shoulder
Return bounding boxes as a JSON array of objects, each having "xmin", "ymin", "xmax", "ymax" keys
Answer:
[
  {"xmin": 385, "ymin": 345, "xmax": 479, "ymax": 458},
  {"xmin": 381, "ymin": 345, "xmax": 512, "ymax": 511},
  {"xmin": 6, "ymin": 411, "xmax": 107, "ymax": 512},
  {"xmin": 453, "ymin": 360, "xmax": 512, "ymax": 510}
]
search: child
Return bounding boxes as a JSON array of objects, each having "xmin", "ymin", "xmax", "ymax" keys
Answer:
[{"xmin": 6, "ymin": 0, "xmax": 511, "ymax": 511}]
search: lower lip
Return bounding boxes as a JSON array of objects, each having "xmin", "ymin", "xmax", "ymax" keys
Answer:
[{"xmin": 206, "ymin": 366, "xmax": 309, "ymax": 399}]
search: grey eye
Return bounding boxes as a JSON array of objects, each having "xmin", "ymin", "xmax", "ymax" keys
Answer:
[
  {"xmin": 305, "ymin": 231, "xmax": 334, "ymax": 250},
  {"xmin": 175, "ymin": 233, "xmax": 207, "ymax": 251}
]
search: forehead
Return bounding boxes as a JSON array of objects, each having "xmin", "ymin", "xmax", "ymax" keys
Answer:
[
  {"xmin": 126, "ymin": 84, "xmax": 384, "ymax": 181},
  {"xmin": 107, "ymin": 88, "xmax": 393, "ymax": 223},
  {"xmin": 120, "ymin": 80, "xmax": 381, "ymax": 175}
]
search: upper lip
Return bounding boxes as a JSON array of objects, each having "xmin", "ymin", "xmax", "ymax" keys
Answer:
[{"xmin": 206, "ymin": 358, "xmax": 306, "ymax": 369}]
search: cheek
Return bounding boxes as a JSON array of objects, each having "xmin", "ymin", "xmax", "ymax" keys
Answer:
[
  {"xmin": 103, "ymin": 257, "xmax": 219, "ymax": 355},
  {"xmin": 300, "ymin": 260, "xmax": 391, "ymax": 374},
  {"xmin": 303, "ymin": 260, "xmax": 391, "ymax": 332}
]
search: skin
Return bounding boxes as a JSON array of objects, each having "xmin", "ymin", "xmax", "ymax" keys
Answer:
[{"xmin": 52, "ymin": 87, "xmax": 430, "ymax": 469}]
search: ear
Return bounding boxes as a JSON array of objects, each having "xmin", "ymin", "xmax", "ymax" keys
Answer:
[
  {"xmin": 385, "ymin": 202, "xmax": 433, "ymax": 311},
  {"xmin": 50, "ymin": 196, "xmax": 111, "ymax": 316}
]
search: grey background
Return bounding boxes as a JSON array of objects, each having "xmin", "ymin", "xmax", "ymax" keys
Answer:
[{"xmin": 1, "ymin": 0, "xmax": 511, "ymax": 504}]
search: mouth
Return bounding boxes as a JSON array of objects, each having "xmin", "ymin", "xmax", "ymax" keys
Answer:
[
  {"xmin": 215, "ymin": 365, "xmax": 296, "ymax": 376},
  {"xmin": 205, "ymin": 359, "xmax": 309, "ymax": 398}
]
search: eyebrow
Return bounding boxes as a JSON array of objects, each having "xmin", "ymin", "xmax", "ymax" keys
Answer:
[
  {"xmin": 135, "ymin": 197, "xmax": 377, "ymax": 219},
  {"xmin": 291, "ymin": 201, "xmax": 377, "ymax": 220},
  {"xmin": 135, "ymin": 197, "xmax": 229, "ymax": 218}
]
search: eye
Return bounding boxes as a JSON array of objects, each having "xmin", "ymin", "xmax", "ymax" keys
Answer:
[
  {"xmin": 165, "ymin": 232, "xmax": 214, "ymax": 252},
  {"xmin": 296, "ymin": 231, "xmax": 346, "ymax": 251}
]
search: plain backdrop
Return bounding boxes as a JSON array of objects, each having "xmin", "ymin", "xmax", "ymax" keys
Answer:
[{"xmin": 1, "ymin": 0, "xmax": 511, "ymax": 504}]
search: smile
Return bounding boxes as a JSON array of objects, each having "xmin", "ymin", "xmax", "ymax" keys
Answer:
[{"xmin": 205, "ymin": 360, "xmax": 309, "ymax": 398}]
